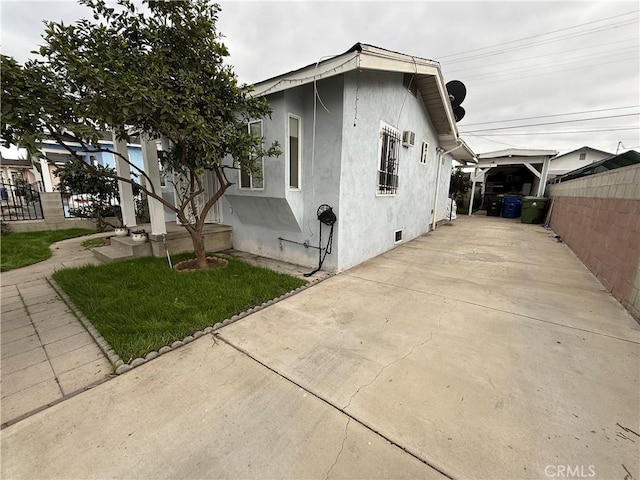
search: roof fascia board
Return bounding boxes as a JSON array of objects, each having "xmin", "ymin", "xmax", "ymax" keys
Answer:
[
  {"xmin": 357, "ymin": 53, "xmax": 440, "ymax": 76},
  {"xmin": 251, "ymin": 51, "xmax": 360, "ymax": 97},
  {"xmin": 434, "ymin": 68, "xmax": 459, "ymax": 138}
]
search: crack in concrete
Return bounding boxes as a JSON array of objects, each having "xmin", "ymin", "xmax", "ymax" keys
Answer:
[
  {"xmin": 342, "ymin": 306, "xmax": 452, "ymax": 411},
  {"xmin": 325, "ymin": 417, "xmax": 350, "ymax": 480}
]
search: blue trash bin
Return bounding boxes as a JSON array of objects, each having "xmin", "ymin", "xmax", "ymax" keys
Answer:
[{"xmin": 501, "ymin": 195, "xmax": 522, "ymax": 218}]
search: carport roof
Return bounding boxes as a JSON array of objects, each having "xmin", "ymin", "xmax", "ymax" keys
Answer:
[{"xmin": 478, "ymin": 148, "xmax": 558, "ymax": 160}]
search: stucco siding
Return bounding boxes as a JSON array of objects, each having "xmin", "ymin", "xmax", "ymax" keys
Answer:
[
  {"xmin": 223, "ymin": 77, "xmax": 344, "ymax": 270},
  {"xmin": 337, "ymin": 70, "xmax": 443, "ymax": 271}
]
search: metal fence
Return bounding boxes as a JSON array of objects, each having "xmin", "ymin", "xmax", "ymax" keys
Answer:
[
  {"xmin": 0, "ymin": 181, "xmax": 44, "ymax": 221},
  {"xmin": 59, "ymin": 191, "xmax": 148, "ymax": 222},
  {"xmin": 60, "ymin": 191, "xmax": 120, "ymax": 219}
]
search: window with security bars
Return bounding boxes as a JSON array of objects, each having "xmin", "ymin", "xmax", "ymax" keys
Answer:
[{"xmin": 378, "ymin": 125, "xmax": 400, "ymax": 195}]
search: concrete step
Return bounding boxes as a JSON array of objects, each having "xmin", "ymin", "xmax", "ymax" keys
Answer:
[
  {"xmin": 92, "ymin": 246, "xmax": 135, "ymax": 264},
  {"xmin": 92, "ymin": 237, "xmax": 153, "ymax": 264}
]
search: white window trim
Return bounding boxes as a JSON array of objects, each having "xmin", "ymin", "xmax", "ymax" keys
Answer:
[
  {"xmin": 376, "ymin": 121, "xmax": 400, "ymax": 196},
  {"xmin": 239, "ymin": 119, "xmax": 265, "ymax": 190},
  {"xmin": 420, "ymin": 141, "xmax": 429, "ymax": 164},
  {"xmin": 287, "ymin": 113, "xmax": 302, "ymax": 190}
]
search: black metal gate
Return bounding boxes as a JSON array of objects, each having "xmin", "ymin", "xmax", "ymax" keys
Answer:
[{"xmin": 0, "ymin": 181, "xmax": 44, "ymax": 221}]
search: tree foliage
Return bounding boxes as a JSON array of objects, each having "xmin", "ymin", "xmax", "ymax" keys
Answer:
[
  {"xmin": 1, "ymin": 0, "xmax": 280, "ymax": 268},
  {"xmin": 449, "ymin": 167, "xmax": 471, "ymax": 199},
  {"xmin": 56, "ymin": 158, "xmax": 121, "ymax": 231}
]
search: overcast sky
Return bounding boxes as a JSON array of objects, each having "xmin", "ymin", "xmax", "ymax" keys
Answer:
[{"xmin": 1, "ymin": 0, "xmax": 638, "ymax": 156}]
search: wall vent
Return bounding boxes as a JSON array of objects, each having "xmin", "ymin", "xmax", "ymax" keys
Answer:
[
  {"xmin": 402, "ymin": 131, "xmax": 415, "ymax": 148},
  {"xmin": 395, "ymin": 229, "xmax": 403, "ymax": 243}
]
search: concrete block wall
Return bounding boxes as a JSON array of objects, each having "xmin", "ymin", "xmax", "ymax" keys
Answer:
[
  {"xmin": 547, "ymin": 164, "xmax": 640, "ymax": 321},
  {"xmin": 6, "ymin": 192, "xmax": 96, "ymax": 232}
]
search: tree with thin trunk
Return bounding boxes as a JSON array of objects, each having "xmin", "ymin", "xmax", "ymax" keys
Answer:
[{"xmin": 1, "ymin": 0, "xmax": 280, "ymax": 269}]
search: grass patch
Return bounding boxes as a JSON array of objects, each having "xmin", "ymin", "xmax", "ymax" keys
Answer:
[
  {"xmin": 0, "ymin": 228, "xmax": 95, "ymax": 272},
  {"xmin": 81, "ymin": 237, "xmax": 108, "ymax": 249},
  {"xmin": 52, "ymin": 254, "xmax": 306, "ymax": 361}
]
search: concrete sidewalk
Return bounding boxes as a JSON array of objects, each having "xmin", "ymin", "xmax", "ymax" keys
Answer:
[
  {"xmin": 1, "ymin": 233, "xmax": 113, "ymax": 425},
  {"xmin": 2, "ymin": 216, "xmax": 639, "ymax": 479}
]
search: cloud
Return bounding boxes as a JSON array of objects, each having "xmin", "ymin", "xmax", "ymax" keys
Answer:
[{"xmin": 2, "ymin": 0, "xmax": 638, "ymax": 154}]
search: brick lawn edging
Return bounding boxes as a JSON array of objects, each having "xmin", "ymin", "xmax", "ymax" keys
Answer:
[{"xmin": 48, "ymin": 273, "xmax": 332, "ymax": 375}]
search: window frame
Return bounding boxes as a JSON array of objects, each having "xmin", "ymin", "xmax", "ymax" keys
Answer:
[
  {"xmin": 239, "ymin": 119, "xmax": 265, "ymax": 190},
  {"xmin": 376, "ymin": 121, "xmax": 401, "ymax": 196},
  {"xmin": 420, "ymin": 141, "xmax": 429, "ymax": 164},
  {"xmin": 287, "ymin": 114, "xmax": 302, "ymax": 190}
]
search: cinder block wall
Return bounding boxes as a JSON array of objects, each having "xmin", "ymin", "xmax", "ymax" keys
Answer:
[
  {"xmin": 547, "ymin": 164, "xmax": 640, "ymax": 322},
  {"xmin": 6, "ymin": 192, "xmax": 96, "ymax": 232}
]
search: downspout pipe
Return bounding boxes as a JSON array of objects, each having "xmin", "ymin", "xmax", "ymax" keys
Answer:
[{"xmin": 432, "ymin": 142, "xmax": 463, "ymax": 231}]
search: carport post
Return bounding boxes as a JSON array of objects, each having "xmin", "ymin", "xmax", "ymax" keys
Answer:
[
  {"xmin": 537, "ymin": 157, "xmax": 551, "ymax": 196},
  {"xmin": 468, "ymin": 172, "xmax": 477, "ymax": 216}
]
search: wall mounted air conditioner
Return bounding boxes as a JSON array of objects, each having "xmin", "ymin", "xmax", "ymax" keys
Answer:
[{"xmin": 402, "ymin": 130, "xmax": 415, "ymax": 148}]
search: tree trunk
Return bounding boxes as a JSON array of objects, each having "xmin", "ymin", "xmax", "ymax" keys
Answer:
[{"xmin": 191, "ymin": 229, "xmax": 208, "ymax": 269}]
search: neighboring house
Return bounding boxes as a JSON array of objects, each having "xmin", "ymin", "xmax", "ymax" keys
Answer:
[
  {"xmin": 221, "ymin": 43, "xmax": 476, "ymax": 272},
  {"xmin": 0, "ymin": 151, "xmax": 39, "ymax": 187},
  {"xmin": 36, "ymin": 137, "xmax": 145, "ymax": 192},
  {"xmin": 548, "ymin": 146, "xmax": 613, "ymax": 179}
]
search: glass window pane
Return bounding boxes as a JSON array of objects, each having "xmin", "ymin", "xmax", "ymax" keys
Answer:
[
  {"xmin": 240, "ymin": 170, "xmax": 251, "ymax": 188},
  {"xmin": 289, "ymin": 117, "xmax": 299, "ymax": 188},
  {"xmin": 253, "ymin": 159, "xmax": 264, "ymax": 189}
]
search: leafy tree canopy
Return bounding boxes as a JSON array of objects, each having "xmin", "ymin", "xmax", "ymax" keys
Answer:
[
  {"xmin": 1, "ymin": 0, "xmax": 280, "ymax": 268},
  {"xmin": 449, "ymin": 166, "xmax": 471, "ymax": 198}
]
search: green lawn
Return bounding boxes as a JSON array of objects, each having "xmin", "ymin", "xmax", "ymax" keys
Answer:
[
  {"xmin": 52, "ymin": 254, "xmax": 306, "ymax": 361},
  {"xmin": 0, "ymin": 228, "xmax": 95, "ymax": 272}
]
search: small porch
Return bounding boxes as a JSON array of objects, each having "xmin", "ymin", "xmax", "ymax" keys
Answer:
[{"xmin": 92, "ymin": 222, "xmax": 232, "ymax": 264}]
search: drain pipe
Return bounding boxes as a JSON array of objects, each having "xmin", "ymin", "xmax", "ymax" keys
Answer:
[{"xmin": 432, "ymin": 142, "xmax": 463, "ymax": 231}]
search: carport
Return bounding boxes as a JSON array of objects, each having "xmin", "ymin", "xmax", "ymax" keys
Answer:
[{"xmin": 468, "ymin": 148, "xmax": 557, "ymax": 214}]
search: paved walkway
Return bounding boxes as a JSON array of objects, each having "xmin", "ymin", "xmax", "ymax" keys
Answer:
[
  {"xmin": 0, "ymin": 232, "xmax": 329, "ymax": 426},
  {"xmin": 2, "ymin": 216, "xmax": 639, "ymax": 479},
  {"xmin": 1, "ymin": 232, "xmax": 113, "ymax": 426}
]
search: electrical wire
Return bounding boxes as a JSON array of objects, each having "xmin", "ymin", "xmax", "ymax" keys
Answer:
[
  {"xmin": 443, "ymin": 19, "xmax": 638, "ymax": 66},
  {"xmin": 439, "ymin": 10, "xmax": 639, "ymax": 61},
  {"xmin": 396, "ymin": 56, "xmax": 418, "ymax": 127},
  {"xmin": 461, "ymin": 113, "xmax": 639, "ymax": 133},
  {"xmin": 461, "ymin": 106, "xmax": 640, "ymax": 127},
  {"xmin": 465, "ymin": 54, "xmax": 638, "ymax": 86},
  {"xmin": 466, "ymin": 127, "xmax": 637, "ymax": 136},
  {"xmin": 457, "ymin": 46, "xmax": 639, "ymax": 82},
  {"xmin": 444, "ymin": 37, "xmax": 638, "ymax": 75}
]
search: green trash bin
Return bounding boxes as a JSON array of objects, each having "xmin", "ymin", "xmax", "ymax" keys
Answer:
[{"xmin": 521, "ymin": 196, "xmax": 549, "ymax": 224}]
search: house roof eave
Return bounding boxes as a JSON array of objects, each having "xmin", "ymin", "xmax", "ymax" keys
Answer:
[{"xmin": 250, "ymin": 43, "xmax": 460, "ymax": 140}]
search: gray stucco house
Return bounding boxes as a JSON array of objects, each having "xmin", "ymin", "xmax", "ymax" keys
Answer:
[{"xmin": 221, "ymin": 43, "xmax": 476, "ymax": 273}]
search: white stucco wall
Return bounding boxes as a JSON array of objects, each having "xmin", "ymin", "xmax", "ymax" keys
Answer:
[
  {"xmin": 222, "ymin": 76, "xmax": 344, "ymax": 270},
  {"xmin": 337, "ymin": 70, "xmax": 446, "ymax": 271},
  {"xmin": 549, "ymin": 149, "xmax": 611, "ymax": 176}
]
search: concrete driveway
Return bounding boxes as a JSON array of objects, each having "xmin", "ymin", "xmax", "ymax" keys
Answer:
[{"xmin": 2, "ymin": 216, "xmax": 639, "ymax": 479}]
